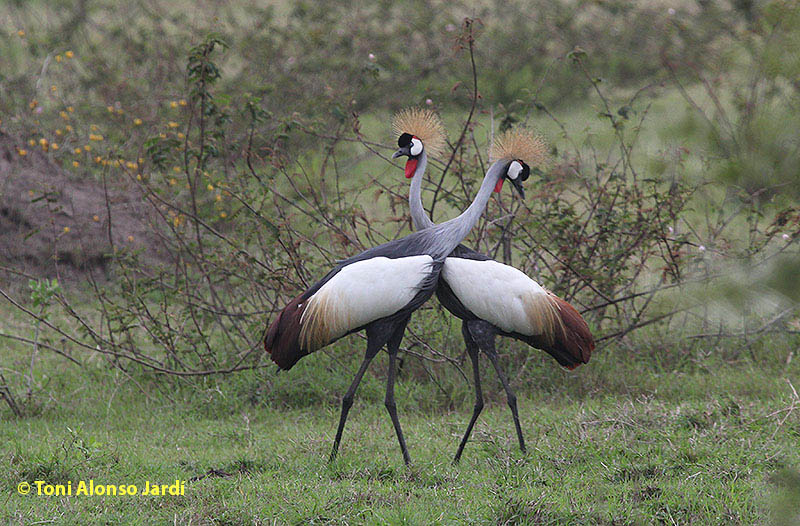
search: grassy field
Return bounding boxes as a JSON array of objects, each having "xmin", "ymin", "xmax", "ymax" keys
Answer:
[{"xmin": 2, "ymin": 336, "xmax": 799, "ymax": 525}]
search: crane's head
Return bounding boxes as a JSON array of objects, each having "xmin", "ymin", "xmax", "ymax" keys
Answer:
[
  {"xmin": 501, "ymin": 159, "xmax": 530, "ymax": 198},
  {"xmin": 490, "ymin": 127, "xmax": 549, "ymax": 200},
  {"xmin": 392, "ymin": 133, "xmax": 424, "ymax": 178},
  {"xmin": 391, "ymin": 108, "xmax": 447, "ymax": 178}
]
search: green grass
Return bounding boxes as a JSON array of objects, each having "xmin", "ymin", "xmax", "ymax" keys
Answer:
[{"xmin": 2, "ymin": 341, "xmax": 799, "ymax": 525}]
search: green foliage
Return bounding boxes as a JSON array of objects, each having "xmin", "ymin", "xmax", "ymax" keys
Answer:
[
  {"xmin": 0, "ymin": 1, "xmax": 796, "ymax": 382},
  {"xmin": 661, "ymin": 0, "xmax": 800, "ymax": 302},
  {"xmin": 771, "ymin": 469, "xmax": 800, "ymax": 526},
  {"xmin": 28, "ymin": 279, "xmax": 60, "ymax": 313}
]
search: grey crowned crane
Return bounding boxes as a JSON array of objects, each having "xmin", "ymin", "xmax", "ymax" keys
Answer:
[
  {"xmin": 264, "ymin": 143, "xmax": 531, "ymax": 464},
  {"xmin": 391, "ymin": 109, "xmax": 594, "ymax": 462}
]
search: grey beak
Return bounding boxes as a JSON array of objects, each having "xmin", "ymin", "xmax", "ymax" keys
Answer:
[
  {"xmin": 510, "ymin": 178, "xmax": 525, "ymax": 199},
  {"xmin": 392, "ymin": 147, "xmax": 409, "ymax": 159}
]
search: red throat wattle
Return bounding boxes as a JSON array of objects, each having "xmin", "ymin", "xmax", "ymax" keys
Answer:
[
  {"xmin": 405, "ymin": 158, "xmax": 418, "ymax": 178},
  {"xmin": 494, "ymin": 179, "xmax": 504, "ymax": 193}
]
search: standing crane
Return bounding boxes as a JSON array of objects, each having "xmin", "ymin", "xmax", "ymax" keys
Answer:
[
  {"xmin": 264, "ymin": 138, "xmax": 530, "ymax": 464},
  {"xmin": 391, "ymin": 108, "xmax": 594, "ymax": 462}
]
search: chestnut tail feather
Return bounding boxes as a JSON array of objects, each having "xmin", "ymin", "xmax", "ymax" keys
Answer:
[
  {"xmin": 264, "ymin": 294, "xmax": 310, "ymax": 370},
  {"xmin": 536, "ymin": 294, "xmax": 594, "ymax": 369}
]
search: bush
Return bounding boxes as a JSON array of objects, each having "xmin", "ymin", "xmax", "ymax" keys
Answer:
[{"xmin": 0, "ymin": 3, "xmax": 797, "ymax": 412}]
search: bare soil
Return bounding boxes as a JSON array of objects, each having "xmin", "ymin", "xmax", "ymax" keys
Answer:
[{"xmin": 0, "ymin": 131, "xmax": 165, "ymax": 284}]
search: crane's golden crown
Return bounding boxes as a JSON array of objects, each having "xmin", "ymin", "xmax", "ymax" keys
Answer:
[
  {"xmin": 490, "ymin": 127, "xmax": 549, "ymax": 168},
  {"xmin": 392, "ymin": 108, "xmax": 447, "ymax": 159}
]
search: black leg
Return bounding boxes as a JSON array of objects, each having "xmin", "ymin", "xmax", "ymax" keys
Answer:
[
  {"xmin": 330, "ymin": 339, "xmax": 381, "ymax": 462},
  {"xmin": 454, "ymin": 323, "xmax": 484, "ymax": 463},
  {"xmin": 486, "ymin": 350, "xmax": 526, "ymax": 454},
  {"xmin": 385, "ymin": 320, "xmax": 411, "ymax": 465}
]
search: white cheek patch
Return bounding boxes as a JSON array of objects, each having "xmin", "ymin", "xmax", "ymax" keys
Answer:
[
  {"xmin": 410, "ymin": 138, "xmax": 423, "ymax": 156},
  {"xmin": 507, "ymin": 160, "xmax": 522, "ymax": 180}
]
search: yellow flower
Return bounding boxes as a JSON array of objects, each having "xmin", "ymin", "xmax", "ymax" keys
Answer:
[
  {"xmin": 60, "ymin": 111, "xmax": 69, "ymax": 120},
  {"xmin": 39, "ymin": 138, "xmax": 48, "ymax": 146},
  {"xmin": 168, "ymin": 178, "xmax": 176, "ymax": 186},
  {"xmin": 133, "ymin": 118, "xmax": 142, "ymax": 126},
  {"xmin": 170, "ymin": 101, "xmax": 178, "ymax": 108},
  {"xmin": 89, "ymin": 134, "xmax": 104, "ymax": 141},
  {"xmin": 94, "ymin": 156, "xmax": 103, "ymax": 163},
  {"xmin": 55, "ymin": 129, "xmax": 63, "ymax": 136},
  {"xmin": 63, "ymin": 226, "xmax": 70, "ymax": 233},
  {"xmin": 65, "ymin": 50, "xmax": 74, "ymax": 58},
  {"xmin": 126, "ymin": 161, "xmax": 137, "ymax": 170},
  {"xmin": 74, "ymin": 147, "xmax": 82, "ymax": 154},
  {"xmin": 90, "ymin": 124, "xmax": 97, "ymax": 131},
  {"xmin": 136, "ymin": 174, "xmax": 142, "ymax": 181},
  {"xmin": 127, "ymin": 235, "xmax": 134, "ymax": 242},
  {"xmin": 219, "ymin": 212, "xmax": 227, "ymax": 218},
  {"xmin": 159, "ymin": 133, "xmax": 166, "ymax": 139},
  {"xmin": 67, "ymin": 106, "xmax": 74, "ymax": 113},
  {"xmin": 92, "ymin": 215, "xmax": 100, "ymax": 222},
  {"xmin": 178, "ymin": 99, "xmax": 187, "ymax": 106},
  {"xmin": 84, "ymin": 145, "xmax": 91, "ymax": 151},
  {"xmin": 56, "ymin": 55, "xmax": 62, "ymax": 62},
  {"xmin": 29, "ymin": 100, "xmax": 38, "ymax": 109},
  {"xmin": 207, "ymin": 184, "xmax": 214, "ymax": 191},
  {"xmin": 65, "ymin": 125, "xmax": 73, "ymax": 132},
  {"xmin": 215, "ymin": 194, "xmax": 222, "ymax": 202},
  {"xmin": 115, "ymin": 108, "xmax": 124, "ymax": 115},
  {"xmin": 167, "ymin": 121, "xmax": 179, "ymax": 128},
  {"xmin": 107, "ymin": 105, "xmax": 114, "ymax": 113},
  {"xmin": 17, "ymin": 30, "xmax": 25, "ymax": 37},
  {"xmin": 51, "ymin": 85, "xmax": 57, "ymax": 92},
  {"xmin": 138, "ymin": 158, "xmax": 145, "ymax": 164},
  {"xmin": 172, "ymin": 166, "xmax": 181, "ymax": 173},
  {"xmin": 28, "ymin": 139, "xmax": 36, "ymax": 147},
  {"xmin": 51, "ymin": 143, "xmax": 59, "ymax": 150},
  {"xmin": 72, "ymin": 161, "xmax": 79, "ymax": 167},
  {"xmin": 177, "ymin": 132, "xmax": 185, "ymax": 139}
]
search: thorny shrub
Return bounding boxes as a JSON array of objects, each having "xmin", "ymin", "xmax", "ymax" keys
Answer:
[{"xmin": 1, "ymin": 6, "xmax": 799, "ymax": 413}]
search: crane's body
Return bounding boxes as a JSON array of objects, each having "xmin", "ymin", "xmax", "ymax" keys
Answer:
[
  {"xmin": 395, "ymin": 117, "xmax": 594, "ymax": 461},
  {"xmin": 407, "ymin": 150, "xmax": 592, "ymax": 367}
]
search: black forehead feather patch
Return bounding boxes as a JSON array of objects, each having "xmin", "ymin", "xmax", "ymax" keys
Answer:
[
  {"xmin": 398, "ymin": 132, "xmax": 412, "ymax": 148},
  {"xmin": 520, "ymin": 161, "xmax": 530, "ymax": 181}
]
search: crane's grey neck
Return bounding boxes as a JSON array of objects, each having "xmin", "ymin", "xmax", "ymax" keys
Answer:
[
  {"xmin": 409, "ymin": 151, "xmax": 435, "ymax": 230},
  {"xmin": 426, "ymin": 160, "xmax": 506, "ymax": 255}
]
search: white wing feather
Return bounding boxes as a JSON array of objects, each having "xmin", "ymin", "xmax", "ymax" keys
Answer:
[
  {"xmin": 442, "ymin": 258, "xmax": 558, "ymax": 337},
  {"xmin": 300, "ymin": 255, "xmax": 434, "ymax": 350}
]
